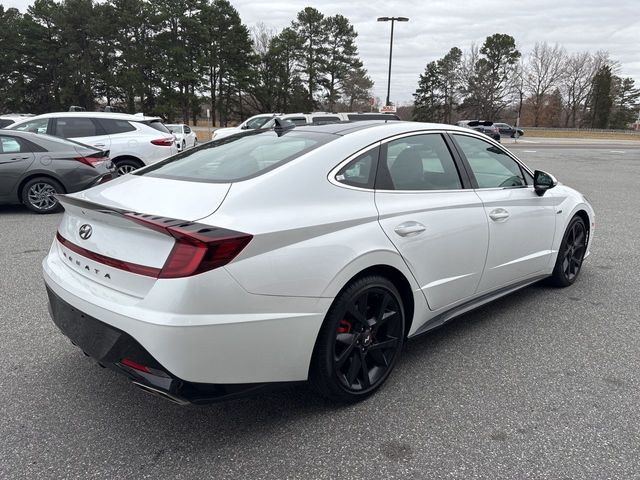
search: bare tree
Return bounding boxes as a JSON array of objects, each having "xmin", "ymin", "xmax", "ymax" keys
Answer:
[
  {"xmin": 524, "ymin": 42, "xmax": 566, "ymax": 126},
  {"xmin": 560, "ymin": 52, "xmax": 593, "ymax": 127}
]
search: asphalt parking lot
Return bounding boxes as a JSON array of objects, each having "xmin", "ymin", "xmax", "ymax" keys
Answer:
[{"xmin": 1, "ymin": 141, "xmax": 639, "ymax": 479}]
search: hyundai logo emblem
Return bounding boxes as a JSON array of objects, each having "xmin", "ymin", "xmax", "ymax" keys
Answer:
[{"xmin": 79, "ymin": 224, "xmax": 93, "ymax": 240}]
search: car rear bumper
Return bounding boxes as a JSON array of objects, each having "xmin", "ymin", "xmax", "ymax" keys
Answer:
[
  {"xmin": 45, "ymin": 286, "xmax": 284, "ymax": 404},
  {"xmin": 43, "ymin": 248, "xmax": 330, "ymax": 390}
]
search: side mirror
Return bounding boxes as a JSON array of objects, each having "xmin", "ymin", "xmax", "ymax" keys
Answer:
[
  {"xmin": 241, "ymin": 124, "xmax": 249, "ymax": 130},
  {"xmin": 534, "ymin": 170, "xmax": 557, "ymax": 196}
]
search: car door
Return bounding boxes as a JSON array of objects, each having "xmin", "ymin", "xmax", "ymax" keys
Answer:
[
  {"xmin": 0, "ymin": 135, "xmax": 35, "ymax": 198},
  {"xmin": 52, "ymin": 117, "xmax": 111, "ymax": 152},
  {"xmin": 451, "ymin": 133, "xmax": 557, "ymax": 293},
  {"xmin": 375, "ymin": 132, "xmax": 489, "ymax": 311}
]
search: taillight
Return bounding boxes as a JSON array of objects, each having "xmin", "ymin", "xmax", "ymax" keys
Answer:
[
  {"xmin": 75, "ymin": 156, "xmax": 106, "ymax": 168},
  {"xmin": 123, "ymin": 213, "xmax": 252, "ymax": 278},
  {"xmin": 150, "ymin": 138, "xmax": 174, "ymax": 147}
]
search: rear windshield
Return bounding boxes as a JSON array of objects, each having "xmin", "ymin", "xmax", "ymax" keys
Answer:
[
  {"xmin": 348, "ymin": 114, "xmax": 400, "ymax": 121},
  {"xmin": 141, "ymin": 120, "xmax": 171, "ymax": 134},
  {"xmin": 137, "ymin": 129, "xmax": 336, "ymax": 183},
  {"xmin": 0, "ymin": 119, "xmax": 15, "ymax": 128}
]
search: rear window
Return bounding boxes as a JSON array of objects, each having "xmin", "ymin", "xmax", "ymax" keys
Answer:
[
  {"xmin": 142, "ymin": 120, "xmax": 171, "ymax": 134},
  {"xmin": 0, "ymin": 119, "xmax": 15, "ymax": 128},
  {"xmin": 137, "ymin": 130, "xmax": 336, "ymax": 183}
]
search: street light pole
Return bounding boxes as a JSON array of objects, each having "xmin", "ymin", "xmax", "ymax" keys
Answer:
[{"xmin": 377, "ymin": 16, "xmax": 409, "ymax": 107}]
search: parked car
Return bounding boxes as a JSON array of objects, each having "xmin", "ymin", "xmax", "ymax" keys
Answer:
[
  {"xmin": 212, "ymin": 112, "xmax": 401, "ymax": 140},
  {"xmin": 43, "ymin": 120, "xmax": 593, "ymax": 404},
  {"xmin": 456, "ymin": 120, "xmax": 501, "ymax": 142},
  {"xmin": 6, "ymin": 112, "xmax": 177, "ymax": 176},
  {"xmin": 0, "ymin": 131, "xmax": 113, "ymax": 213},
  {"xmin": 166, "ymin": 124, "xmax": 198, "ymax": 151},
  {"xmin": 0, "ymin": 114, "xmax": 35, "ymax": 129},
  {"xmin": 494, "ymin": 122, "xmax": 524, "ymax": 138}
]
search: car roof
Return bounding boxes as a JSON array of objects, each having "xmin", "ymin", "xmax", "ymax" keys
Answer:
[{"xmin": 289, "ymin": 120, "xmax": 478, "ymax": 137}]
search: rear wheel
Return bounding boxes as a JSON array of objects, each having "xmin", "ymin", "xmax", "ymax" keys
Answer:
[
  {"xmin": 114, "ymin": 158, "xmax": 142, "ymax": 176},
  {"xmin": 310, "ymin": 275, "xmax": 405, "ymax": 402},
  {"xmin": 549, "ymin": 216, "xmax": 587, "ymax": 287},
  {"xmin": 21, "ymin": 177, "xmax": 64, "ymax": 214}
]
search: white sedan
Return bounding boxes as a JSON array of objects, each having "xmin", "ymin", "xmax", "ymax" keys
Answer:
[
  {"xmin": 167, "ymin": 124, "xmax": 198, "ymax": 151},
  {"xmin": 43, "ymin": 121, "xmax": 594, "ymax": 404}
]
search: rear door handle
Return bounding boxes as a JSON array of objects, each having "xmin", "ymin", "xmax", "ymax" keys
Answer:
[
  {"xmin": 394, "ymin": 221, "xmax": 426, "ymax": 237},
  {"xmin": 93, "ymin": 144, "xmax": 106, "ymax": 147},
  {"xmin": 489, "ymin": 208, "xmax": 510, "ymax": 221},
  {"xmin": 10, "ymin": 156, "xmax": 31, "ymax": 160}
]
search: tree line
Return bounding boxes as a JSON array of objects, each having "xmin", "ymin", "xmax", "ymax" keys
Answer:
[
  {"xmin": 413, "ymin": 34, "xmax": 640, "ymax": 129},
  {"xmin": 0, "ymin": 1, "xmax": 373, "ymax": 125}
]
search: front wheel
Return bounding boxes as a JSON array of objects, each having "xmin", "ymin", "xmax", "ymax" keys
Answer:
[
  {"xmin": 310, "ymin": 275, "xmax": 405, "ymax": 402},
  {"xmin": 549, "ymin": 216, "xmax": 587, "ymax": 287}
]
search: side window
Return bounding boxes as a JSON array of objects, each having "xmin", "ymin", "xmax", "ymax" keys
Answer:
[
  {"xmin": 453, "ymin": 134, "xmax": 526, "ymax": 188},
  {"xmin": 312, "ymin": 116, "xmax": 340, "ymax": 125},
  {"xmin": 54, "ymin": 117, "xmax": 99, "ymax": 138},
  {"xmin": 12, "ymin": 118, "xmax": 49, "ymax": 134},
  {"xmin": 285, "ymin": 117, "xmax": 307, "ymax": 126},
  {"xmin": 97, "ymin": 119, "xmax": 136, "ymax": 134},
  {"xmin": 0, "ymin": 136, "xmax": 23, "ymax": 154},
  {"xmin": 184, "ymin": 125, "xmax": 191, "ymax": 134},
  {"xmin": 335, "ymin": 147, "xmax": 379, "ymax": 189},
  {"xmin": 379, "ymin": 134, "xmax": 462, "ymax": 191},
  {"xmin": 246, "ymin": 117, "xmax": 270, "ymax": 129}
]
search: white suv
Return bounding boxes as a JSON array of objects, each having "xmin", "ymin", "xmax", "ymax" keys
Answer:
[
  {"xmin": 211, "ymin": 112, "xmax": 401, "ymax": 140},
  {"xmin": 7, "ymin": 112, "xmax": 177, "ymax": 175}
]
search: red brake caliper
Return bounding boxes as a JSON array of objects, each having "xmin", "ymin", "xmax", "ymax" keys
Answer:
[{"xmin": 337, "ymin": 319, "xmax": 352, "ymax": 334}]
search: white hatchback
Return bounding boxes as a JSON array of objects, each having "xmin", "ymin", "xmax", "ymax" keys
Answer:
[
  {"xmin": 7, "ymin": 112, "xmax": 177, "ymax": 176},
  {"xmin": 43, "ymin": 121, "xmax": 594, "ymax": 404}
]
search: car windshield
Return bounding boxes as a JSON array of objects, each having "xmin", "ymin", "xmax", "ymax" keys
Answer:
[{"xmin": 137, "ymin": 129, "xmax": 336, "ymax": 183}]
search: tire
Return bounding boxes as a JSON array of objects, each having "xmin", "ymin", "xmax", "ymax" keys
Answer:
[
  {"xmin": 21, "ymin": 177, "xmax": 64, "ymax": 214},
  {"xmin": 114, "ymin": 158, "xmax": 142, "ymax": 176},
  {"xmin": 310, "ymin": 275, "xmax": 405, "ymax": 402},
  {"xmin": 548, "ymin": 216, "xmax": 588, "ymax": 287}
]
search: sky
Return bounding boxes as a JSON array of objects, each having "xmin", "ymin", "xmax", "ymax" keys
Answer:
[{"xmin": 4, "ymin": 0, "xmax": 639, "ymax": 105}]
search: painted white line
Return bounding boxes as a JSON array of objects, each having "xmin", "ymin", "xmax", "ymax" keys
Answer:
[
  {"xmin": 522, "ymin": 150, "xmax": 537, "ymax": 153},
  {"xmin": 609, "ymin": 150, "xmax": 625, "ymax": 154}
]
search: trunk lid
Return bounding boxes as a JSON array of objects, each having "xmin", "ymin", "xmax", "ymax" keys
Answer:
[{"xmin": 53, "ymin": 175, "xmax": 232, "ymax": 298}]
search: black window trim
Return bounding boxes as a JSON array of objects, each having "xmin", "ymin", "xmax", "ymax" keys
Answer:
[{"xmin": 447, "ymin": 131, "xmax": 535, "ymax": 189}]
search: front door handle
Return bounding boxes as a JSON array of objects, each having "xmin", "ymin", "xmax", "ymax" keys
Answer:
[
  {"xmin": 93, "ymin": 144, "xmax": 106, "ymax": 147},
  {"xmin": 489, "ymin": 208, "xmax": 510, "ymax": 221},
  {"xmin": 10, "ymin": 156, "xmax": 31, "ymax": 160},
  {"xmin": 394, "ymin": 221, "xmax": 426, "ymax": 237}
]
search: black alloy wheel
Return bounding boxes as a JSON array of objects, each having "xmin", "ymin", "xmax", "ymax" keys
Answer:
[
  {"xmin": 311, "ymin": 276, "xmax": 405, "ymax": 402},
  {"xmin": 549, "ymin": 216, "xmax": 587, "ymax": 287}
]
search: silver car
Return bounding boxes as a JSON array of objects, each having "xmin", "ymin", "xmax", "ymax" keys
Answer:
[{"xmin": 0, "ymin": 131, "xmax": 114, "ymax": 213}]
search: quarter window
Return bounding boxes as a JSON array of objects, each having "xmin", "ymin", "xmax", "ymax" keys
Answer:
[
  {"xmin": 336, "ymin": 147, "xmax": 379, "ymax": 189},
  {"xmin": 379, "ymin": 134, "xmax": 462, "ymax": 191},
  {"xmin": 98, "ymin": 119, "xmax": 136, "ymax": 134},
  {"xmin": 453, "ymin": 134, "xmax": 526, "ymax": 188}
]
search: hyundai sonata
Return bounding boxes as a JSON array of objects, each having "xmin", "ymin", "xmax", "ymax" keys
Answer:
[{"xmin": 43, "ymin": 120, "xmax": 594, "ymax": 404}]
